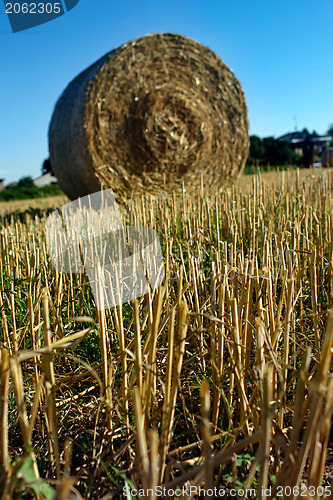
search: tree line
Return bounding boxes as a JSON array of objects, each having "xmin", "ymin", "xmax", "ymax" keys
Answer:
[
  {"xmin": 247, "ymin": 136, "xmax": 302, "ymax": 167},
  {"xmin": 247, "ymin": 125, "xmax": 333, "ymax": 168}
]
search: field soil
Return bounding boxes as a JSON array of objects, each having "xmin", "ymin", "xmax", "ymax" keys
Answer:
[
  {"xmin": 0, "ymin": 167, "xmax": 331, "ymax": 215},
  {"xmin": 0, "ymin": 194, "xmax": 68, "ymax": 216},
  {"xmin": 236, "ymin": 166, "xmax": 333, "ymax": 191}
]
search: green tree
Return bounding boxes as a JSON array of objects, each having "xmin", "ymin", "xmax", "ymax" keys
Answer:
[
  {"xmin": 42, "ymin": 158, "xmax": 53, "ymax": 175},
  {"xmin": 263, "ymin": 137, "xmax": 298, "ymax": 166},
  {"xmin": 0, "ymin": 176, "xmax": 63, "ymax": 202},
  {"xmin": 247, "ymin": 135, "xmax": 265, "ymax": 165},
  {"xmin": 18, "ymin": 176, "xmax": 35, "ymax": 188},
  {"xmin": 247, "ymin": 135, "xmax": 302, "ymax": 168}
]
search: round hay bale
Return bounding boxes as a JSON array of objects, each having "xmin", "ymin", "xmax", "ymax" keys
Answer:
[{"xmin": 49, "ymin": 33, "xmax": 249, "ymax": 200}]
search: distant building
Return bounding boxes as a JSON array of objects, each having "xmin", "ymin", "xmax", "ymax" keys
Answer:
[
  {"xmin": 5, "ymin": 181, "xmax": 18, "ymax": 189},
  {"xmin": 0, "ymin": 179, "xmax": 4, "ymax": 192},
  {"xmin": 33, "ymin": 172, "xmax": 58, "ymax": 188},
  {"xmin": 322, "ymin": 148, "xmax": 333, "ymax": 168},
  {"xmin": 278, "ymin": 131, "xmax": 332, "ymax": 167}
]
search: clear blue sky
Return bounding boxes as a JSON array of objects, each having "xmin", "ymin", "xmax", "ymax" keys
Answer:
[{"xmin": 1, "ymin": 0, "xmax": 333, "ymax": 184}]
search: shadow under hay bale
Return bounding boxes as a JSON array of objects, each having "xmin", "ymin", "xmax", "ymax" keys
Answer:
[{"xmin": 49, "ymin": 33, "xmax": 250, "ymax": 200}]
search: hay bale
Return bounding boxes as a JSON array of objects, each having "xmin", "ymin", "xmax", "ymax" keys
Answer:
[{"xmin": 49, "ymin": 33, "xmax": 249, "ymax": 200}]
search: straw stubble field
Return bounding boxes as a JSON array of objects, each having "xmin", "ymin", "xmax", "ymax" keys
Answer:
[{"xmin": 1, "ymin": 168, "xmax": 333, "ymax": 499}]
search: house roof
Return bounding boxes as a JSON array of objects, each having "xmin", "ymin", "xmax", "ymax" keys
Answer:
[
  {"xmin": 33, "ymin": 172, "xmax": 58, "ymax": 187},
  {"xmin": 278, "ymin": 131, "xmax": 332, "ymax": 144},
  {"xmin": 278, "ymin": 131, "xmax": 307, "ymax": 143}
]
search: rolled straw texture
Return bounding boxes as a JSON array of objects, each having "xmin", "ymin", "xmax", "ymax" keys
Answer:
[{"xmin": 49, "ymin": 33, "xmax": 249, "ymax": 200}]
